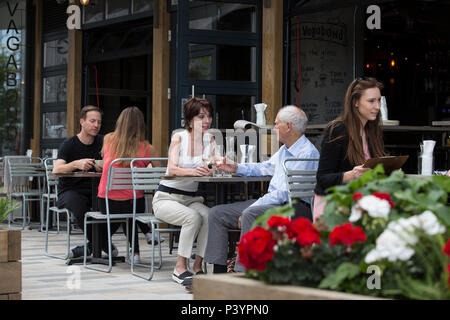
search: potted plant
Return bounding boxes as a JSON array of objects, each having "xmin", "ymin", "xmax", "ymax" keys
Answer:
[
  {"xmin": 0, "ymin": 198, "xmax": 22, "ymax": 300},
  {"xmin": 194, "ymin": 165, "xmax": 450, "ymax": 300}
]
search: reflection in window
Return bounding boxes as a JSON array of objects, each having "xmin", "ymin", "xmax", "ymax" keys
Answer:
[
  {"xmin": 44, "ymin": 38, "xmax": 68, "ymax": 67},
  {"xmin": 43, "ymin": 75, "xmax": 67, "ymax": 103},
  {"xmin": 189, "ymin": 1, "xmax": 256, "ymax": 32},
  {"xmin": 43, "ymin": 112, "xmax": 67, "ymax": 139},
  {"xmin": 107, "ymin": 0, "xmax": 129, "ymax": 19},
  {"xmin": 133, "ymin": 0, "xmax": 153, "ymax": 14},
  {"xmin": 188, "ymin": 44, "xmax": 255, "ymax": 81},
  {"xmin": 201, "ymin": 94, "xmax": 256, "ymax": 130},
  {"xmin": 189, "ymin": 55, "xmax": 212, "ymax": 80},
  {"xmin": 83, "ymin": 0, "xmax": 105, "ymax": 24}
]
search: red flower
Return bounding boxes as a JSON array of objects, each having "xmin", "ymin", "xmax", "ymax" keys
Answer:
[
  {"xmin": 443, "ymin": 239, "xmax": 450, "ymax": 257},
  {"xmin": 447, "ymin": 264, "xmax": 450, "ymax": 289},
  {"xmin": 329, "ymin": 222, "xmax": 367, "ymax": 246},
  {"xmin": 352, "ymin": 192, "xmax": 363, "ymax": 201},
  {"xmin": 237, "ymin": 226, "xmax": 276, "ymax": 271},
  {"xmin": 372, "ymin": 192, "xmax": 394, "ymax": 209},
  {"xmin": 267, "ymin": 216, "xmax": 291, "ymax": 230},
  {"xmin": 286, "ymin": 217, "xmax": 321, "ymax": 247}
]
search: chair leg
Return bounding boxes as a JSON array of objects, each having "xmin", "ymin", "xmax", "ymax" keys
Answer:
[
  {"xmin": 44, "ymin": 206, "xmax": 50, "ymax": 254},
  {"xmin": 169, "ymin": 232, "xmax": 174, "ymax": 254},
  {"xmin": 21, "ymin": 196, "xmax": 26, "ymax": 230},
  {"xmin": 131, "ymin": 221, "xmax": 163, "ymax": 281},
  {"xmin": 65, "ymin": 211, "xmax": 71, "ymax": 258},
  {"xmin": 85, "ymin": 218, "xmax": 113, "ymax": 273},
  {"xmin": 7, "ymin": 198, "xmax": 12, "ymax": 228},
  {"xmin": 39, "ymin": 198, "xmax": 44, "ymax": 232},
  {"xmin": 44, "ymin": 209, "xmax": 71, "ymax": 260},
  {"xmin": 130, "ymin": 217, "xmax": 137, "ymax": 273}
]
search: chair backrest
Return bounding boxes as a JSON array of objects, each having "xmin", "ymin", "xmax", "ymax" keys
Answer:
[
  {"xmin": 130, "ymin": 158, "xmax": 168, "ymax": 213},
  {"xmin": 282, "ymin": 158, "xmax": 319, "ymax": 209},
  {"xmin": 105, "ymin": 158, "xmax": 135, "ymax": 199},
  {"xmin": 7, "ymin": 156, "xmax": 45, "ymax": 195},
  {"xmin": 44, "ymin": 158, "xmax": 58, "ymax": 196}
]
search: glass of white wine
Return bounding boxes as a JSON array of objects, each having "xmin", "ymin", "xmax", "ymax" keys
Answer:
[
  {"xmin": 202, "ymin": 143, "xmax": 214, "ymax": 175},
  {"xmin": 213, "ymin": 145, "xmax": 224, "ymax": 177}
]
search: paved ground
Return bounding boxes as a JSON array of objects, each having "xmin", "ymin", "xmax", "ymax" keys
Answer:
[{"xmin": 7, "ymin": 222, "xmax": 206, "ymax": 300}]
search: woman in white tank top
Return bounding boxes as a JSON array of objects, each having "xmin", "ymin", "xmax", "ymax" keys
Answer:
[{"xmin": 153, "ymin": 97, "xmax": 216, "ymax": 285}]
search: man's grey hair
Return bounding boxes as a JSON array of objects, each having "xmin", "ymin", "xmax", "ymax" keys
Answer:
[{"xmin": 277, "ymin": 105, "xmax": 308, "ymax": 132}]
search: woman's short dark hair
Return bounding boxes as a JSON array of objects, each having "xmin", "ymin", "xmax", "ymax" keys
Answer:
[{"xmin": 183, "ymin": 97, "xmax": 213, "ymax": 131}]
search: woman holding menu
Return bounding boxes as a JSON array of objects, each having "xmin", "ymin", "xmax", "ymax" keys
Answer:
[{"xmin": 313, "ymin": 77, "xmax": 386, "ymax": 221}]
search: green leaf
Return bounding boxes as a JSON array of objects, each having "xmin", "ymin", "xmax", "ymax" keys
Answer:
[
  {"xmin": 318, "ymin": 262, "xmax": 361, "ymax": 290},
  {"xmin": 433, "ymin": 204, "xmax": 450, "ymax": 227},
  {"xmin": 251, "ymin": 202, "xmax": 295, "ymax": 229},
  {"xmin": 431, "ymin": 175, "xmax": 450, "ymax": 193},
  {"xmin": 0, "ymin": 198, "xmax": 20, "ymax": 222}
]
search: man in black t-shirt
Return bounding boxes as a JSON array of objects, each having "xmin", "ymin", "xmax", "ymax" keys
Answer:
[{"xmin": 53, "ymin": 105, "xmax": 104, "ymax": 259}]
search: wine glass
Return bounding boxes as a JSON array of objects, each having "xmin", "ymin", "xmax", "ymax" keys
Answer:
[
  {"xmin": 202, "ymin": 143, "xmax": 214, "ymax": 171},
  {"xmin": 213, "ymin": 145, "xmax": 224, "ymax": 177}
]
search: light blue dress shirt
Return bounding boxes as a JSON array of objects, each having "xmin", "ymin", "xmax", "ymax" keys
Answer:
[{"xmin": 236, "ymin": 134, "xmax": 320, "ymax": 207}]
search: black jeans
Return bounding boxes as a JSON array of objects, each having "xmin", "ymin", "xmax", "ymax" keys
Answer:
[
  {"xmin": 97, "ymin": 197, "xmax": 148, "ymax": 253},
  {"xmin": 57, "ymin": 188, "xmax": 94, "ymax": 242}
]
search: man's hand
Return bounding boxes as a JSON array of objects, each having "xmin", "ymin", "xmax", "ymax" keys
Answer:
[
  {"xmin": 76, "ymin": 158, "xmax": 95, "ymax": 171},
  {"xmin": 217, "ymin": 157, "xmax": 238, "ymax": 173},
  {"xmin": 93, "ymin": 164, "xmax": 103, "ymax": 172}
]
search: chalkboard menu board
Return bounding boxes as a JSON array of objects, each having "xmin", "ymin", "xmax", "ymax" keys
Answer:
[{"xmin": 290, "ymin": 7, "xmax": 355, "ymax": 124}]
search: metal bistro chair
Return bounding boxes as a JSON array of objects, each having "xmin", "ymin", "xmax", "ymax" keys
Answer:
[
  {"xmin": 83, "ymin": 158, "xmax": 146, "ymax": 273},
  {"xmin": 6, "ymin": 156, "xmax": 45, "ymax": 230},
  {"xmin": 43, "ymin": 158, "xmax": 74, "ymax": 259},
  {"xmin": 282, "ymin": 158, "xmax": 319, "ymax": 212},
  {"xmin": 130, "ymin": 157, "xmax": 184, "ymax": 280}
]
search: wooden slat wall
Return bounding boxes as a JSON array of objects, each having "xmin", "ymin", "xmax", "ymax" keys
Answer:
[
  {"xmin": 261, "ymin": 2, "xmax": 284, "ymax": 155},
  {"xmin": 66, "ymin": 27, "xmax": 83, "ymax": 137},
  {"xmin": 29, "ymin": 0, "xmax": 43, "ymax": 156},
  {"xmin": 152, "ymin": 0, "xmax": 170, "ymax": 157},
  {"xmin": 262, "ymin": 1, "xmax": 284, "ymax": 125}
]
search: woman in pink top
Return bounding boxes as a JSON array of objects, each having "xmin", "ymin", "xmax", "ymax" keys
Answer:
[
  {"xmin": 97, "ymin": 106, "xmax": 159, "ymax": 264},
  {"xmin": 313, "ymin": 77, "xmax": 387, "ymax": 221}
]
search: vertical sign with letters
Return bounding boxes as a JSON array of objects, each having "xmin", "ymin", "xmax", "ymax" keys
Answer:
[{"xmin": 1, "ymin": 0, "xmax": 25, "ymax": 155}]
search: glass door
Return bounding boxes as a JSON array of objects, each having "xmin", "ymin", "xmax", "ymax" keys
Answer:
[{"xmin": 171, "ymin": 0, "xmax": 262, "ymax": 132}]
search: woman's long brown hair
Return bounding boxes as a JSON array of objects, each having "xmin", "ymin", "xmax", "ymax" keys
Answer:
[
  {"xmin": 103, "ymin": 106, "xmax": 149, "ymax": 166},
  {"xmin": 328, "ymin": 77, "xmax": 386, "ymax": 166}
]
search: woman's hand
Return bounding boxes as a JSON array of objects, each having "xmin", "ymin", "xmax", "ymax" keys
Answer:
[
  {"xmin": 192, "ymin": 165, "xmax": 211, "ymax": 176},
  {"xmin": 351, "ymin": 165, "xmax": 370, "ymax": 179},
  {"xmin": 343, "ymin": 165, "xmax": 370, "ymax": 183}
]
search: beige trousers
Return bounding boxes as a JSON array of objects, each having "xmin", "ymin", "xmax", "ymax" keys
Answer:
[{"xmin": 152, "ymin": 191, "xmax": 209, "ymax": 259}]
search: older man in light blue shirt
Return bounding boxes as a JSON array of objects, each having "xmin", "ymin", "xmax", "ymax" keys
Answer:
[{"xmin": 204, "ymin": 106, "xmax": 320, "ymax": 274}]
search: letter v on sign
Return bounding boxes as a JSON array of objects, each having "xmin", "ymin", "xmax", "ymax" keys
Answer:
[{"xmin": 7, "ymin": 2, "xmax": 19, "ymax": 16}]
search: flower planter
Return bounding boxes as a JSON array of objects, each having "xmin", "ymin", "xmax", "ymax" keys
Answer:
[
  {"xmin": 193, "ymin": 273, "xmax": 380, "ymax": 300},
  {"xmin": 0, "ymin": 229, "xmax": 22, "ymax": 300}
]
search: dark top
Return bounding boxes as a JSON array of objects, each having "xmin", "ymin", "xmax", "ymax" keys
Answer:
[
  {"xmin": 57, "ymin": 134, "xmax": 103, "ymax": 195},
  {"xmin": 314, "ymin": 122, "xmax": 373, "ymax": 195}
]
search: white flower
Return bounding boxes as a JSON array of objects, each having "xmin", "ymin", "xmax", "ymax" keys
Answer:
[
  {"xmin": 364, "ymin": 211, "xmax": 445, "ymax": 264},
  {"xmin": 412, "ymin": 210, "xmax": 446, "ymax": 235},
  {"xmin": 358, "ymin": 195, "xmax": 391, "ymax": 219},
  {"xmin": 364, "ymin": 228, "xmax": 416, "ymax": 264},
  {"xmin": 349, "ymin": 205, "xmax": 362, "ymax": 222}
]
